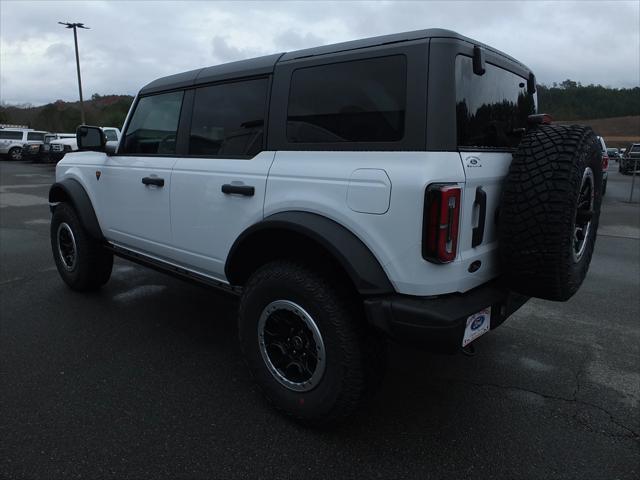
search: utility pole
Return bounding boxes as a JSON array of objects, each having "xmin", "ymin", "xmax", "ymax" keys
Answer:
[{"xmin": 58, "ymin": 22, "xmax": 89, "ymax": 124}]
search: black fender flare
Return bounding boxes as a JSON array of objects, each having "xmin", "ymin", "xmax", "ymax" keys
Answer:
[
  {"xmin": 49, "ymin": 178, "xmax": 104, "ymax": 240},
  {"xmin": 225, "ymin": 211, "xmax": 394, "ymax": 295}
]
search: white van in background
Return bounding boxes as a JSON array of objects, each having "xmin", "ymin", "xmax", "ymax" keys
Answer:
[{"xmin": 0, "ymin": 128, "xmax": 49, "ymax": 160}]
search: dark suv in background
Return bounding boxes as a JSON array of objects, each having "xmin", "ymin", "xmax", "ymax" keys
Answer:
[{"xmin": 620, "ymin": 143, "xmax": 640, "ymax": 175}]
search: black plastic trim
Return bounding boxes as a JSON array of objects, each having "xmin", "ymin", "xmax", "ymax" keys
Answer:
[
  {"xmin": 176, "ymin": 88, "xmax": 195, "ymax": 155},
  {"xmin": 221, "ymin": 184, "xmax": 255, "ymax": 196},
  {"xmin": 472, "ymin": 186, "xmax": 487, "ymax": 247},
  {"xmin": 139, "ymin": 53, "xmax": 284, "ymax": 95},
  {"xmin": 225, "ymin": 211, "xmax": 394, "ymax": 295},
  {"xmin": 108, "ymin": 244, "xmax": 241, "ymax": 295},
  {"xmin": 364, "ymin": 280, "xmax": 529, "ymax": 352},
  {"xmin": 49, "ymin": 179, "xmax": 103, "ymax": 240}
]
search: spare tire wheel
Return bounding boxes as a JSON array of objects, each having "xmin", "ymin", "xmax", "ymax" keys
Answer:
[{"xmin": 498, "ymin": 125, "xmax": 602, "ymax": 301}]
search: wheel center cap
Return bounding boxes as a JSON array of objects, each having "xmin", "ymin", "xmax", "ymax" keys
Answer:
[{"xmin": 291, "ymin": 336, "xmax": 304, "ymax": 350}]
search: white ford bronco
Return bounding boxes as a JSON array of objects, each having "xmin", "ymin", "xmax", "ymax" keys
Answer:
[{"xmin": 49, "ymin": 29, "xmax": 602, "ymax": 425}]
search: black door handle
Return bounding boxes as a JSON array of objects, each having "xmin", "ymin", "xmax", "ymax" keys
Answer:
[
  {"xmin": 142, "ymin": 177, "xmax": 164, "ymax": 187},
  {"xmin": 222, "ymin": 184, "xmax": 254, "ymax": 196},
  {"xmin": 472, "ymin": 186, "xmax": 487, "ymax": 247}
]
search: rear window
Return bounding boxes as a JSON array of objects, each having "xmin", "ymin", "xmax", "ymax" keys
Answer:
[
  {"xmin": 287, "ymin": 55, "xmax": 407, "ymax": 143},
  {"xmin": 456, "ymin": 55, "xmax": 536, "ymax": 149},
  {"xmin": 631, "ymin": 145, "xmax": 640, "ymax": 153},
  {"xmin": 0, "ymin": 131, "xmax": 23, "ymax": 140},
  {"xmin": 27, "ymin": 132, "xmax": 45, "ymax": 141}
]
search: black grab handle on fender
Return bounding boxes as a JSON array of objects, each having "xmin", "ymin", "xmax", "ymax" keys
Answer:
[{"xmin": 472, "ymin": 186, "xmax": 487, "ymax": 247}]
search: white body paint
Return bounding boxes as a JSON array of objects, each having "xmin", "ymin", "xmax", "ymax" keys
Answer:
[{"xmin": 56, "ymin": 144, "xmax": 509, "ymax": 296}]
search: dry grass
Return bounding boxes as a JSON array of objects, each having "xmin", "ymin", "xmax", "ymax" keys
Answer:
[{"xmin": 556, "ymin": 116, "xmax": 640, "ymax": 148}]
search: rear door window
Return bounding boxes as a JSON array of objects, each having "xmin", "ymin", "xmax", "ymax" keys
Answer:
[
  {"xmin": 456, "ymin": 56, "xmax": 536, "ymax": 149},
  {"xmin": 286, "ymin": 55, "xmax": 407, "ymax": 143},
  {"xmin": 189, "ymin": 78, "xmax": 268, "ymax": 157},
  {"xmin": 122, "ymin": 91, "xmax": 184, "ymax": 155}
]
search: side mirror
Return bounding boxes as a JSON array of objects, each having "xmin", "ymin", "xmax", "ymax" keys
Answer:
[
  {"xmin": 76, "ymin": 125, "xmax": 106, "ymax": 151},
  {"xmin": 105, "ymin": 140, "xmax": 118, "ymax": 155}
]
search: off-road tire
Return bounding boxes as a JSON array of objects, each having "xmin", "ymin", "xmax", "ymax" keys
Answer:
[
  {"xmin": 499, "ymin": 125, "xmax": 602, "ymax": 301},
  {"xmin": 238, "ymin": 260, "xmax": 385, "ymax": 427},
  {"xmin": 51, "ymin": 202, "xmax": 113, "ymax": 291}
]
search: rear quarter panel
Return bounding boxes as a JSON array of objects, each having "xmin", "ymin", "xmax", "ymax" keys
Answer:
[{"xmin": 265, "ymin": 151, "xmax": 495, "ymax": 296}]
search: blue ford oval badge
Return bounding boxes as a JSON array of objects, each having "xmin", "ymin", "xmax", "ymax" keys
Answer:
[{"xmin": 470, "ymin": 315, "xmax": 485, "ymax": 330}]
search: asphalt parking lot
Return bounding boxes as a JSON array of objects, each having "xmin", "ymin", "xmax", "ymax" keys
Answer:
[{"xmin": 0, "ymin": 160, "xmax": 638, "ymax": 479}]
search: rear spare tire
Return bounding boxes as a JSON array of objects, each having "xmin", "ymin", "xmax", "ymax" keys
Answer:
[{"xmin": 498, "ymin": 125, "xmax": 602, "ymax": 301}]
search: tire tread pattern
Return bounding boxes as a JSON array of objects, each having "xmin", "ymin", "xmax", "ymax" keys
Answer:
[
  {"xmin": 239, "ymin": 260, "xmax": 384, "ymax": 427},
  {"xmin": 51, "ymin": 203, "xmax": 113, "ymax": 291},
  {"xmin": 498, "ymin": 125, "xmax": 602, "ymax": 301}
]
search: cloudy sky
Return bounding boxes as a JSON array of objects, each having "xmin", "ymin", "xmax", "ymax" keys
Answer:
[{"xmin": 1, "ymin": 0, "xmax": 638, "ymax": 105}]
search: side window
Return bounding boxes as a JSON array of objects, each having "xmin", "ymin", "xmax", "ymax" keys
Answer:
[
  {"xmin": 456, "ymin": 55, "xmax": 537, "ymax": 149},
  {"xmin": 189, "ymin": 78, "xmax": 268, "ymax": 157},
  {"xmin": 27, "ymin": 132, "xmax": 45, "ymax": 141},
  {"xmin": 0, "ymin": 131, "xmax": 24, "ymax": 140},
  {"xmin": 122, "ymin": 91, "xmax": 184, "ymax": 155},
  {"xmin": 287, "ymin": 55, "xmax": 407, "ymax": 143}
]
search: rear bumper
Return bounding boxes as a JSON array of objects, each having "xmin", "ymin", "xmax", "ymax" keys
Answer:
[{"xmin": 364, "ymin": 280, "xmax": 529, "ymax": 353}]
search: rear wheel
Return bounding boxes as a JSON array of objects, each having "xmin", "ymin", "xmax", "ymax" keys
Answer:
[
  {"xmin": 499, "ymin": 125, "xmax": 602, "ymax": 301},
  {"xmin": 51, "ymin": 203, "xmax": 113, "ymax": 291},
  {"xmin": 238, "ymin": 260, "xmax": 385, "ymax": 426}
]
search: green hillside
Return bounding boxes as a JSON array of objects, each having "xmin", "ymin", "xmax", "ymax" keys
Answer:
[{"xmin": 537, "ymin": 80, "xmax": 640, "ymax": 121}]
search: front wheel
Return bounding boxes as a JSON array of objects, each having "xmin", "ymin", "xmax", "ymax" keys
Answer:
[
  {"xmin": 8, "ymin": 147, "xmax": 22, "ymax": 161},
  {"xmin": 51, "ymin": 203, "xmax": 113, "ymax": 291},
  {"xmin": 238, "ymin": 260, "xmax": 384, "ymax": 426}
]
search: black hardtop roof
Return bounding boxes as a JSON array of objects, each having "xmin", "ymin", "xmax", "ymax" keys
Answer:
[{"xmin": 139, "ymin": 28, "xmax": 529, "ymax": 95}]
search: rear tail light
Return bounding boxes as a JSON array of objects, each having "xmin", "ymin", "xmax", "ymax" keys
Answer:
[
  {"xmin": 602, "ymin": 155, "xmax": 609, "ymax": 171},
  {"xmin": 422, "ymin": 184, "xmax": 462, "ymax": 263}
]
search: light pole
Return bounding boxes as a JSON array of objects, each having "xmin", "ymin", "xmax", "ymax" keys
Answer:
[{"xmin": 58, "ymin": 22, "xmax": 89, "ymax": 125}]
